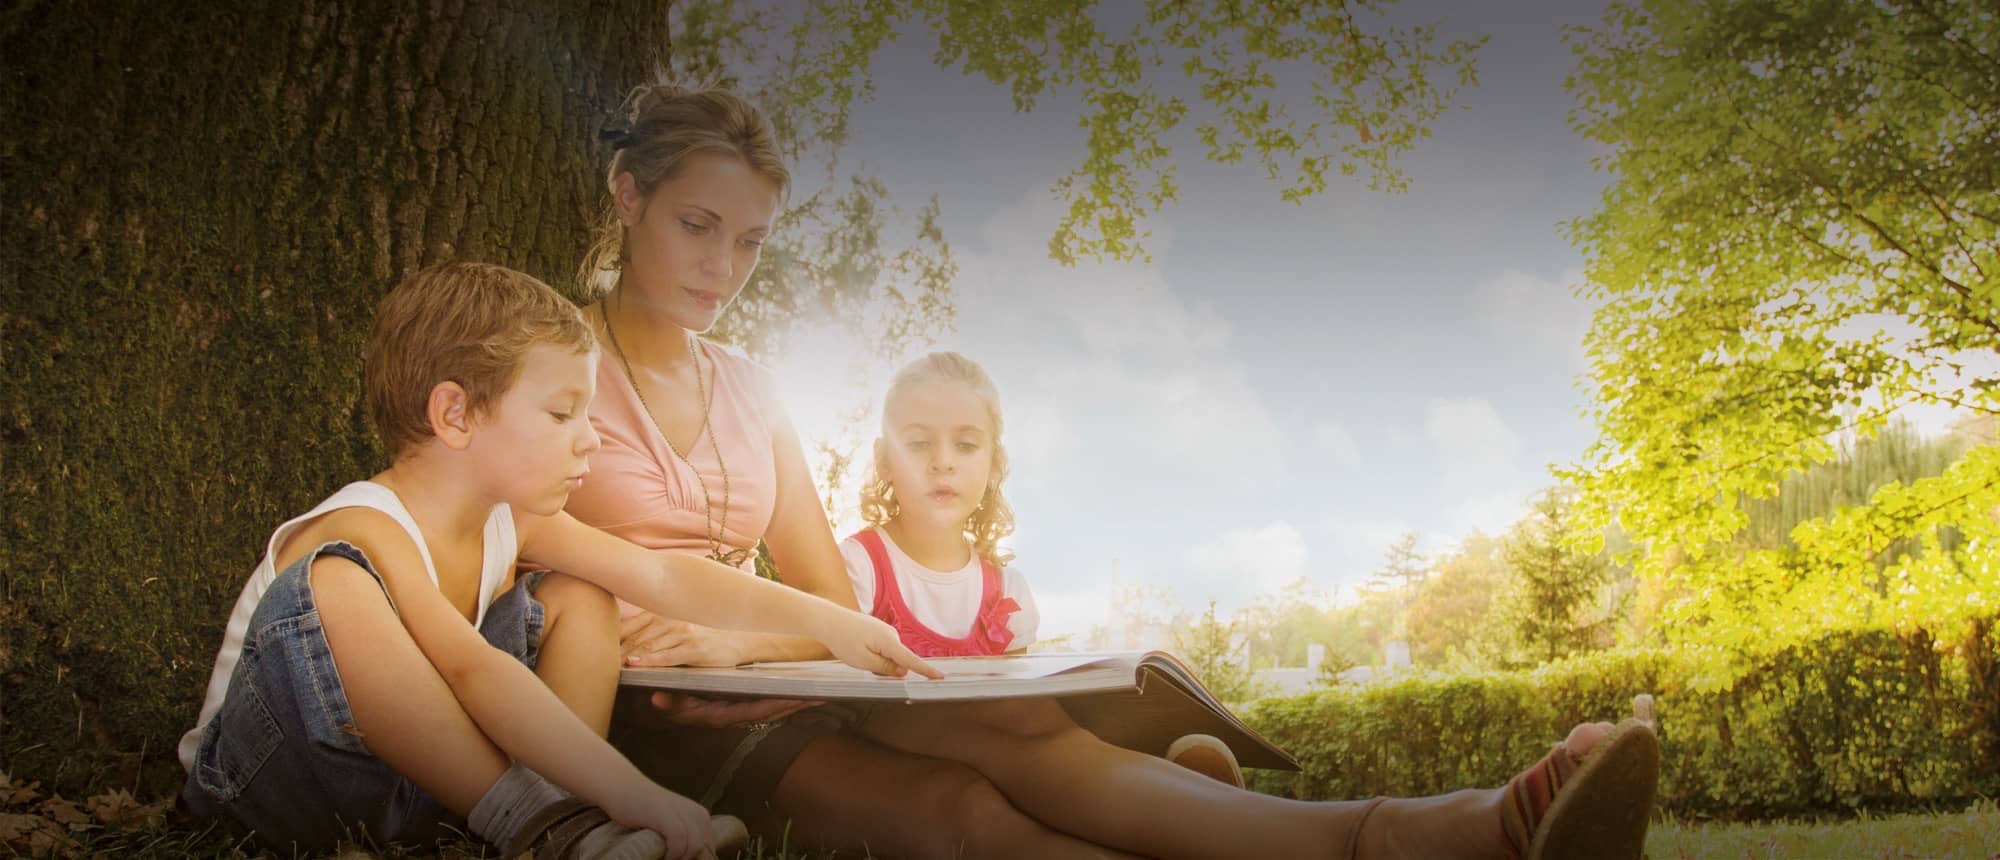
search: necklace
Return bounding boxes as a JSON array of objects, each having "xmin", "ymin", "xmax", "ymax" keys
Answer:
[{"xmin": 601, "ymin": 301, "xmax": 752, "ymax": 569}]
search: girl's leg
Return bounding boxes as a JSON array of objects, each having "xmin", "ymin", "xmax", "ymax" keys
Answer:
[
  {"xmin": 310, "ymin": 554, "xmax": 507, "ymax": 816},
  {"xmin": 767, "ymin": 731, "xmax": 1145, "ymax": 860},
  {"xmin": 861, "ymin": 698, "xmax": 1605, "ymax": 860},
  {"xmin": 524, "ymin": 572, "xmax": 622, "ymax": 735}
]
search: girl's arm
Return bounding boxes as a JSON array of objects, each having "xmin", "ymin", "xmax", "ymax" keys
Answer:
[{"xmin": 520, "ymin": 511, "xmax": 939, "ymax": 678}]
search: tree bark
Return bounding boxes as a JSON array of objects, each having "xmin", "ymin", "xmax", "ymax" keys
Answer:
[{"xmin": 1, "ymin": 0, "xmax": 670, "ymax": 796}]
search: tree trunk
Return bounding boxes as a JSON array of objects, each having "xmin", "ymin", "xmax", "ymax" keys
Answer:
[{"xmin": 1, "ymin": 0, "xmax": 669, "ymax": 797}]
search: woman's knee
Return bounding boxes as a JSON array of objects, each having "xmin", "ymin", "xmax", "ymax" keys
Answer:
[{"xmin": 912, "ymin": 764, "xmax": 1041, "ymax": 857}]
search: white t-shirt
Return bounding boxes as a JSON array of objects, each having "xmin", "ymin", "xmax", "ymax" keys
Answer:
[
  {"xmin": 178, "ymin": 481, "xmax": 516, "ymax": 773},
  {"xmin": 838, "ymin": 528, "xmax": 1039, "ymax": 651}
]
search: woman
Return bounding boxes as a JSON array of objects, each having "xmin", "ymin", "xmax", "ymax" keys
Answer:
[{"xmin": 563, "ymin": 83, "xmax": 1660, "ymax": 860}]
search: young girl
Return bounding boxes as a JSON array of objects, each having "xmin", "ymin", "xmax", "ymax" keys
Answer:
[
  {"xmin": 841, "ymin": 352, "xmax": 1037, "ymax": 659},
  {"xmin": 842, "ymin": 351, "xmax": 1248, "ymax": 786}
]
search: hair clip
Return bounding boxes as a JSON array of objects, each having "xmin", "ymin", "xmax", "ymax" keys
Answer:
[{"xmin": 598, "ymin": 127, "xmax": 634, "ymax": 150}]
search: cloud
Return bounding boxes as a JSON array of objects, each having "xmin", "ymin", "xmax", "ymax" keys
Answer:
[
  {"xmin": 938, "ymin": 191, "xmax": 1286, "ymax": 491},
  {"xmin": 1183, "ymin": 522, "xmax": 1310, "ymax": 604},
  {"xmin": 1471, "ymin": 267, "xmax": 1594, "ymax": 368},
  {"xmin": 1313, "ymin": 422, "xmax": 1361, "ymax": 467},
  {"xmin": 1425, "ymin": 396, "xmax": 1524, "ymax": 488}
]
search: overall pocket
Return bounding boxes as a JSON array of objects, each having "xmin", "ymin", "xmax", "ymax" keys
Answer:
[{"xmin": 191, "ymin": 643, "xmax": 284, "ymax": 803}]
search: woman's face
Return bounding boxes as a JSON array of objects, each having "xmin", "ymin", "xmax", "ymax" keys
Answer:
[{"xmin": 614, "ymin": 152, "xmax": 782, "ymax": 333}]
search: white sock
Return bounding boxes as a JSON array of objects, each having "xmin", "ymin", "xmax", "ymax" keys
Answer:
[{"xmin": 467, "ymin": 762, "xmax": 569, "ymax": 850}]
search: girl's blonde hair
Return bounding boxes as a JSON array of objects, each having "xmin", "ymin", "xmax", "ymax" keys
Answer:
[
  {"xmin": 577, "ymin": 83, "xmax": 790, "ymax": 298},
  {"xmin": 860, "ymin": 352, "xmax": 1017, "ymax": 567}
]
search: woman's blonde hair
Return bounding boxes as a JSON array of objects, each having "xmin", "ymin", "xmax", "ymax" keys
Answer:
[
  {"xmin": 860, "ymin": 352, "xmax": 1017, "ymax": 567},
  {"xmin": 577, "ymin": 83, "xmax": 790, "ymax": 298}
]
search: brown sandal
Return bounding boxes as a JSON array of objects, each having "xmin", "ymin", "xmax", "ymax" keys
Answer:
[{"xmin": 1500, "ymin": 719, "xmax": 1659, "ymax": 860}]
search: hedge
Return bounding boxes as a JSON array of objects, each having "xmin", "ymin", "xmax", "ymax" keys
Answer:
[{"xmin": 1243, "ymin": 617, "xmax": 2000, "ymax": 819}]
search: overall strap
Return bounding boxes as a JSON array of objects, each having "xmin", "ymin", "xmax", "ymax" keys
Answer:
[{"xmin": 850, "ymin": 528, "xmax": 903, "ymax": 619}]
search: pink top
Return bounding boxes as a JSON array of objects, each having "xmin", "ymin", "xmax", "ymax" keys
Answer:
[
  {"xmin": 847, "ymin": 528, "xmax": 1020, "ymax": 657},
  {"xmin": 564, "ymin": 339, "xmax": 783, "ymax": 610}
]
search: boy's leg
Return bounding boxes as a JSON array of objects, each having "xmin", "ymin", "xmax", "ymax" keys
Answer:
[
  {"xmin": 322, "ymin": 553, "xmax": 669, "ymax": 859},
  {"xmin": 506, "ymin": 571, "xmax": 621, "ymax": 735},
  {"xmin": 310, "ymin": 551, "xmax": 510, "ymax": 815}
]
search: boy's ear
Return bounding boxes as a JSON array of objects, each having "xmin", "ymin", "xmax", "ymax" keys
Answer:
[
  {"xmin": 427, "ymin": 381, "xmax": 476, "ymax": 450},
  {"xmin": 612, "ymin": 172, "xmax": 644, "ymax": 226}
]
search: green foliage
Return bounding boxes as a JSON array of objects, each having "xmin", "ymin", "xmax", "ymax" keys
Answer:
[
  {"xmin": 1402, "ymin": 533, "xmax": 1514, "ymax": 669},
  {"xmin": 1171, "ymin": 600, "xmax": 1272, "ymax": 705},
  {"xmin": 679, "ymin": 0, "xmax": 1483, "ymax": 264},
  {"xmin": 1560, "ymin": 0, "xmax": 2000, "ymax": 663},
  {"xmin": 1244, "ymin": 616, "xmax": 2000, "ymax": 819},
  {"xmin": 1502, "ymin": 489, "xmax": 1616, "ymax": 664}
]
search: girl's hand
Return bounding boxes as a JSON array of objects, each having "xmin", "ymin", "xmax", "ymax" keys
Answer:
[
  {"xmin": 817, "ymin": 610, "xmax": 943, "ymax": 679},
  {"xmin": 620, "ymin": 612, "xmax": 745, "ymax": 668}
]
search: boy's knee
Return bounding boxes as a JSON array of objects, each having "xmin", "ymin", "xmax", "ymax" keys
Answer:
[{"xmin": 533, "ymin": 571, "xmax": 616, "ymax": 626}]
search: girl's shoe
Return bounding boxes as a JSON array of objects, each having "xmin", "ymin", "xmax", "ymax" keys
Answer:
[{"xmin": 1165, "ymin": 733, "xmax": 1246, "ymax": 788}]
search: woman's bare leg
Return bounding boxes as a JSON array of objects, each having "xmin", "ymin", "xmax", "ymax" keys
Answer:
[
  {"xmin": 861, "ymin": 698, "xmax": 1610, "ymax": 860},
  {"xmin": 766, "ymin": 731, "xmax": 1144, "ymax": 860}
]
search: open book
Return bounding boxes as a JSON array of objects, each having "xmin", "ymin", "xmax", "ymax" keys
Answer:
[{"xmin": 620, "ymin": 651, "xmax": 1299, "ymax": 771}]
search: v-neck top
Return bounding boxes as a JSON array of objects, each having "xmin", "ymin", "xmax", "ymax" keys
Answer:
[
  {"xmin": 562, "ymin": 339, "xmax": 779, "ymax": 583},
  {"xmin": 179, "ymin": 481, "xmax": 515, "ymax": 772}
]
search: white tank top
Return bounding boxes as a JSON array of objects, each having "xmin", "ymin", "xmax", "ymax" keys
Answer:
[{"xmin": 177, "ymin": 481, "xmax": 516, "ymax": 772}]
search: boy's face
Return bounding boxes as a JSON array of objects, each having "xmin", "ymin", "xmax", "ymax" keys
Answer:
[
  {"xmin": 879, "ymin": 378, "xmax": 995, "ymax": 535},
  {"xmin": 469, "ymin": 343, "xmax": 601, "ymax": 516}
]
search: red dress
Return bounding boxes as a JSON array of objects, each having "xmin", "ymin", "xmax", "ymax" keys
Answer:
[{"xmin": 848, "ymin": 529, "xmax": 1020, "ymax": 657}]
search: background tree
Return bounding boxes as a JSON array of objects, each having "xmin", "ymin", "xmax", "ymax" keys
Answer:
[
  {"xmin": 1561, "ymin": 0, "xmax": 2000, "ymax": 659},
  {"xmin": 1171, "ymin": 600, "xmax": 1270, "ymax": 705},
  {"xmin": 1501, "ymin": 490, "xmax": 1612, "ymax": 664},
  {"xmin": 1402, "ymin": 532, "xmax": 1512, "ymax": 669}
]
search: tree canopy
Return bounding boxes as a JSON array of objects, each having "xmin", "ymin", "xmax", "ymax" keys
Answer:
[{"xmin": 1561, "ymin": 0, "xmax": 1999, "ymax": 663}]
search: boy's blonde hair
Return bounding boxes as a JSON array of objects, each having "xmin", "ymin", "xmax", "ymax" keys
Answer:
[
  {"xmin": 365, "ymin": 262, "xmax": 596, "ymax": 458},
  {"xmin": 578, "ymin": 83, "xmax": 791, "ymax": 298},
  {"xmin": 860, "ymin": 352, "xmax": 1017, "ymax": 567}
]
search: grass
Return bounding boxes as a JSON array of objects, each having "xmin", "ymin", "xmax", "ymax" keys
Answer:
[
  {"xmin": 1645, "ymin": 800, "xmax": 2000, "ymax": 860},
  {"xmin": 7, "ymin": 770, "xmax": 1995, "ymax": 859}
]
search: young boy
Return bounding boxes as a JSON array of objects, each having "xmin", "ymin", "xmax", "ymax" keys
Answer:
[{"xmin": 178, "ymin": 262, "xmax": 937, "ymax": 860}]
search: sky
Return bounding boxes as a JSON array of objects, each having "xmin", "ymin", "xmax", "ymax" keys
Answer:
[{"xmin": 752, "ymin": 0, "xmax": 1961, "ymax": 642}]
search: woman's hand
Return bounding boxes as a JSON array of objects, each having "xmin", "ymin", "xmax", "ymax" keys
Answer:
[
  {"xmin": 816, "ymin": 610, "xmax": 943, "ymax": 679},
  {"xmin": 620, "ymin": 612, "xmax": 745, "ymax": 668},
  {"xmin": 645, "ymin": 691, "xmax": 821, "ymax": 728}
]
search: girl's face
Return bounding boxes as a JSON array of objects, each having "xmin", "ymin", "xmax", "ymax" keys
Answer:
[
  {"xmin": 614, "ymin": 152, "xmax": 781, "ymax": 333},
  {"xmin": 879, "ymin": 378, "xmax": 996, "ymax": 534}
]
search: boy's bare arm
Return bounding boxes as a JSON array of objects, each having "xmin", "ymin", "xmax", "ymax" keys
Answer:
[
  {"xmin": 519, "ymin": 512, "xmax": 940, "ymax": 679},
  {"xmin": 689, "ymin": 407, "xmax": 866, "ymax": 663},
  {"xmin": 323, "ymin": 512, "xmax": 682, "ymax": 828}
]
